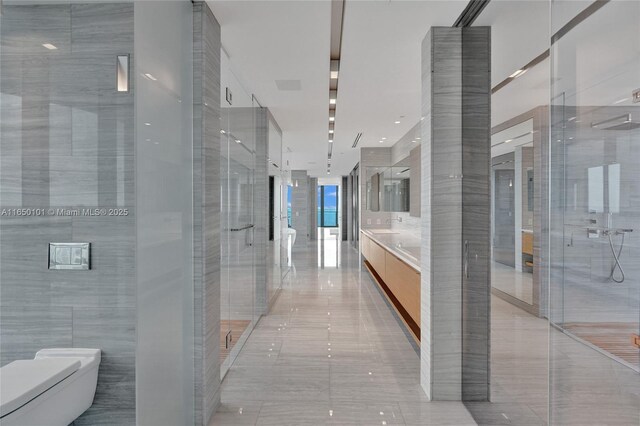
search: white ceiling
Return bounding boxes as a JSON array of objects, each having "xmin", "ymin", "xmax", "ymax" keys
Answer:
[{"xmin": 208, "ymin": 0, "xmax": 466, "ymax": 177}]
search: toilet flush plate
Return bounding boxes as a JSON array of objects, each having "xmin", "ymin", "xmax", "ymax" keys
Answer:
[{"xmin": 49, "ymin": 243, "xmax": 90, "ymax": 270}]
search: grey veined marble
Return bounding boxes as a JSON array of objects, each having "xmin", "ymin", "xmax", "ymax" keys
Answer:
[{"xmin": 420, "ymin": 26, "xmax": 491, "ymax": 402}]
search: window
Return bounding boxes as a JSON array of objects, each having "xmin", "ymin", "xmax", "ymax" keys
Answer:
[{"xmin": 317, "ymin": 185, "xmax": 338, "ymax": 227}]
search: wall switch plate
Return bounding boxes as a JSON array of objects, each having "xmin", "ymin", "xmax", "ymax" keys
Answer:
[{"xmin": 49, "ymin": 243, "xmax": 90, "ymax": 270}]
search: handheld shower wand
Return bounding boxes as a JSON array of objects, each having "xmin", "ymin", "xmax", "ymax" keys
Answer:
[{"xmin": 605, "ymin": 213, "xmax": 632, "ymax": 284}]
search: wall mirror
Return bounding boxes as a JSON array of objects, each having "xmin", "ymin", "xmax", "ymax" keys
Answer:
[{"xmin": 382, "ymin": 157, "xmax": 410, "ymax": 212}]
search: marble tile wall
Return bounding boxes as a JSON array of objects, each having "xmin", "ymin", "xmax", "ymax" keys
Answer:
[
  {"xmin": 0, "ymin": 4, "xmax": 136, "ymax": 424},
  {"xmin": 341, "ymin": 176, "xmax": 349, "ymax": 240},
  {"xmin": 420, "ymin": 26, "xmax": 491, "ymax": 402},
  {"xmin": 532, "ymin": 106, "xmax": 549, "ymax": 319},
  {"xmin": 291, "ymin": 170, "xmax": 309, "ymax": 240},
  {"xmin": 460, "ymin": 26, "xmax": 491, "ymax": 402},
  {"xmin": 309, "ymin": 177, "xmax": 318, "ymax": 239},
  {"xmin": 254, "ymin": 108, "xmax": 269, "ymax": 315},
  {"xmin": 193, "ymin": 2, "xmax": 222, "ymax": 424}
]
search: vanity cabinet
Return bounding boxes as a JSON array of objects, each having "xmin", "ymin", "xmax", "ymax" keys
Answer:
[
  {"xmin": 360, "ymin": 231, "xmax": 421, "ymax": 341},
  {"xmin": 384, "ymin": 251, "xmax": 420, "ymax": 325}
]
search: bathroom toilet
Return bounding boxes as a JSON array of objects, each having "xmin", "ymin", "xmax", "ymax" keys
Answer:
[{"xmin": 0, "ymin": 348, "xmax": 101, "ymax": 426}]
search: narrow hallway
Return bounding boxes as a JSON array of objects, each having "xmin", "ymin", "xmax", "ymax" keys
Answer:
[{"xmin": 210, "ymin": 238, "xmax": 475, "ymax": 425}]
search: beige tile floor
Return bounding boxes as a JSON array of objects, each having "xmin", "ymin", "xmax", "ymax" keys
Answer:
[{"xmin": 209, "ymin": 238, "xmax": 476, "ymax": 426}]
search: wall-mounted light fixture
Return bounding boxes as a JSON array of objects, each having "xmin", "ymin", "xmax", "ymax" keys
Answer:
[{"xmin": 117, "ymin": 55, "xmax": 130, "ymax": 93}]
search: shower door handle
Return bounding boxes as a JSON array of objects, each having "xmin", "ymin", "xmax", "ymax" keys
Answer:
[{"xmin": 464, "ymin": 240, "xmax": 469, "ymax": 279}]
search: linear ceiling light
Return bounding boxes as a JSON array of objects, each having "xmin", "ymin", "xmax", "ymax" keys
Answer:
[
  {"xmin": 329, "ymin": 90, "xmax": 337, "ymax": 105},
  {"xmin": 330, "ymin": 60, "xmax": 340, "ymax": 79}
]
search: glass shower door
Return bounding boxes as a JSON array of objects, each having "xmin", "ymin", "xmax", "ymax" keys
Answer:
[
  {"xmin": 220, "ymin": 52, "xmax": 257, "ymax": 376},
  {"xmin": 550, "ymin": 0, "xmax": 640, "ymax": 423}
]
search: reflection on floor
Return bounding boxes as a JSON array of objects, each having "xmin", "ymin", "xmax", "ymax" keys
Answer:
[
  {"xmin": 474, "ymin": 296, "xmax": 549, "ymax": 425},
  {"xmin": 562, "ymin": 322, "xmax": 639, "ymax": 368},
  {"xmin": 491, "ymin": 261, "xmax": 533, "ymax": 305},
  {"xmin": 317, "ymin": 227, "xmax": 341, "ymax": 268},
  {"xmin": 209, "ymin": 240, "xmax": 475, "ymax": 425},
  {"xmin": 220, "ymin": 320, "xmax": 252, "ymax": 363}
]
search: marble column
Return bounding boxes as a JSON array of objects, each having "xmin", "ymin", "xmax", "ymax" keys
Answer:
[
  {"xmin": 309, "ymin": 177, "xmax": 318, "ymax": 239},
  {"xmin": 420, "ymin": 26, "xmax": 491, "ymax": 401},
  {"xmin": 193, "ymin": 2, "xmax": 222, "ymax": 424},
  {"xmin": 291, "ymin": 170, "xmax": 309, "ymax": 240},
  {"xmin": 254, "ymin": 108, "xmax": 269, "ymax": 315}
]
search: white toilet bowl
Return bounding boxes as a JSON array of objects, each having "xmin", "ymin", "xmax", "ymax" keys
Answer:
[{"xmin": 0, "ymin": 348, "xmax": 101, "ymax": 426}]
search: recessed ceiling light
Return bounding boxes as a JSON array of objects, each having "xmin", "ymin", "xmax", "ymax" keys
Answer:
[
  {"xmin": 329, "ymin": 139, "xmax": 333, "ymax": 143},
  {"xmin": 235, "ymin": 139, "xmax": 242, "ymax": 144},
  {"xmin": 330, "ymin": 71, "xmax": 338, "ymax": 79},
  {"xmin": 220, "ymin": 129, "xmax": 226, "ymax": 134},
  {"xmin": 411, "ymin": 140, "xmax": 416, "ymax": 143},
  {"xmin": 509, "ymin": 69, "xmax": 527, "ymax": 78},
  {"xmin": 394, "ymin": 121, "xmax": 401, "ymax": 124},
  {"xmin": 329, "ymin": 116, "xmax": 335, "ymax": 122},
  {"xmin": 329, "ymin": 129, "xmax": 334, "ymax": 134},
  {"xmin": 379, "ymin": 140, "xmax": 384, "ymax": 144},
  {"xmin": 415, "ymin": 137, "xmax": 421, "ymax": 140},
  {"xmin": 329, "ymin": 90, "xmax": 337, "ymax": 105},
  {"xmin": 381, "ymin": 137, "xmax": 386, "ymax": 140},
  {"xmin": 329, "ymin": 99, "xmax": 336, "ymax": 105},
  {"xmin": 42, "ymin": 43, "xmax": 57, "ymax": 50},
  {"xmin": 504, "ymin": 139, "xmax": 513, "ymax": 143},
  {"xmin": 144, "ymin": 73, "xmax": 157, "ymax": 81},
  {"xmin": 144, "ymin": 122, "xmax": 151, "ymax": 126}
]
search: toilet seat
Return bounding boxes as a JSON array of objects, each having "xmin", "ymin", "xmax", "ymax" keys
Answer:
[{"xmin": 0, "ymin": 358, "xmax": 80, "ymax": 418}]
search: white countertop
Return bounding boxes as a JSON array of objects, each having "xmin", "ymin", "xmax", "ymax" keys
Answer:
[{"xmin": 361, "ymin": 228, "xmax": 421, "ymax": 272}]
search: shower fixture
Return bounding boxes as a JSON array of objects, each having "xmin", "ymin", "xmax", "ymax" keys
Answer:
[{"xmin": 604, "ymin": 213, "xmax": 633, "ymax": 284}]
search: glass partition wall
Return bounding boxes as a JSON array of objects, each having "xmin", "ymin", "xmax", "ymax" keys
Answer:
[
  {"xmin": 220, "ymin": 51, "xmax": 259, "ymax": 376},
  {"xmin": 550, "ymin": 0, "xmax": 640, "ymax": 423}
]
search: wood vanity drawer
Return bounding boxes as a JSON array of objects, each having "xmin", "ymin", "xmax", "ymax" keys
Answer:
[
  {"xmin": 368, "ymin": 240, "xmax": 387, "ymax": 281},
  {"xmin": 385, "ymin": 252, "xmax": 421, "ymax": 325}
]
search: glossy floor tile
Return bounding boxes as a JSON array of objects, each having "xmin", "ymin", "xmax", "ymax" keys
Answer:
[{"xmin": 209, "ymin": 237, "xmax": 476, "ymax": 426}]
